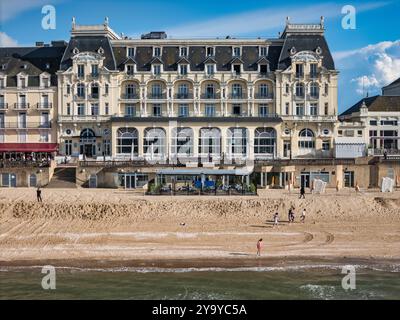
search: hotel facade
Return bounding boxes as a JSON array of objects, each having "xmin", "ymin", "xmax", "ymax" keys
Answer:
[{"xmin": 0, "ymin": 18, "xmax": 398, "ymax": 190}]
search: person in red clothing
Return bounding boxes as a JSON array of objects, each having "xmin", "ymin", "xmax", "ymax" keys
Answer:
[{"xmin": 256, "ymin": 238, "xmax": 263, "ymax": 257}]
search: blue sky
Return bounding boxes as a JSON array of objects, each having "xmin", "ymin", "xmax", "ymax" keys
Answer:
[{"xmin": 1, "ymin": 0, "xmax": 400, "ymax": 113}]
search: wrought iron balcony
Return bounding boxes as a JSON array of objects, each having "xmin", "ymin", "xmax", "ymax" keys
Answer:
[
  {"xmin": 0, "ymin": 122, "xmax": 51, "ymax": 129},
  {"xmin": 174, "ymin": 93, "xmax": 193, "ymax": 99},
  {"xmin": 121, "ymin": 93, "xmax": 140, "ymax": 99},
  {"xmin": 0, "ymin": 103, "xmax": 8, "ymax": 110},
  {"xmin": 14, "ymin": 103, "xmax": 30, "ymax": 109},
  {"xmin": 254, "ymin": 93, "xmax": 274, "ymax": 99},
  {"xmin": 37, "ymin": 102, "xmax": 52, "ymax": 109},
  {"xmin": 200, "ymin": 93, "xmax": 220, "ymax": 99},
  {"xmin": 229, "ymin": 93, "xmax": 247, "ymax": 99},
  {"xmin": 147, "ymin": 93, "xmax": 167, "ymax": 99}
]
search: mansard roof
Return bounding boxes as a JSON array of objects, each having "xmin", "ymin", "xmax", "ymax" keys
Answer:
[
  {"xmin": 0, "ymin": 45, "xmax": 66, "ymax": 87},
  {"xmin": 60, "ymin": 36, "xmax": 116, "ymax": 70},
  {"xmin": 278, "ymin": 34, "xmax": 335, "ymax": 70},
  {"xmin": 340, "ymin": 95, "xmax": 400, "ymax": 117}
]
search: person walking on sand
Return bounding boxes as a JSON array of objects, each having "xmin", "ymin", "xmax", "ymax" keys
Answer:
[
  {"xmin": 290, "ymin": 209, "xmax": 295, "ymax": 223},
  {"xmin": 36, "ymin": 187, "xmax": 42, "ymax": 203},
  {"xmin": 299, "ymin": 186, "xmax": 306, "ymax": 199},
  {"xmin": 273, "ymin": 212, "xmax": 279, "ymax": 226},
  {"xmin": 256, "ymin": 238, "xmax": 263, "ymax": 257},
  {"xmin": 300, "ymin": 209, "xmax": 306, "ymax": 223}
]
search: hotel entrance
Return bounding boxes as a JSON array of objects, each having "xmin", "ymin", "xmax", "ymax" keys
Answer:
[{"xmin": 79, "ymin": 129, "xmax": 96, "ymax": 158}]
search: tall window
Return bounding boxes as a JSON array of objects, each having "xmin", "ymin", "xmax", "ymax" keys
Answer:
[
  {"xmin": 199, "ymin": 128, "xmax": 221, "ymax": 155},
  {"xmin": 91, "ymin": 64, "xmax": 98, "ymax": 77},
  {"xmin": 310, "ymin": 103, "xmax": 318, "ymax": 116},
  {"xmin": 91, "ymin": 83, "xmax": 99, "ymax": 98},
  {"xmin": 310, "ymin": 64, "xmax": 318, "ymax": 78},
  {"xmin": 295, "ymin": 83, "xmax": 304, "ymax": 97},
  {"xmin": 91, "ymin": 104, "xmax": 99, "ymax": 116},
  {"xmin": 227, "ymin": 127, "xmax": 248, "ymax": 157},
  {"xmin": 259, "ymin": 46, "xmax": 268, "ymax": 57},
  {"xmin": 296, "ymin": 103, "xmax": 305, "ymax": 116},
  {"xmin": 179, "ymin": 64, "xmax": 188, "ymax": 75},
  {"xmin": 151, "ymin": 84, "xmax": 162, "ymax": 98},
  {"xmin": 65, "ymin": 140, "xmax": 72, "ymax": 155},
  {"xmin": 77, "ymin": 83, "xmax": 85, "ymax": 98},
  {"xmin": 125, "ymin": 104, "xmax": 136, "ymax": 116},
  {"xmin": 295, "ymin": 64, "xmax": 304, "ymax": 77},
  {"xmin": 259, "ymin": 84, "xmax": 269, "ymax": 98},
  {"xmin": 127, "ymin": 47, "xmax": 135, "ymax": 57},
  {"xmin": 205, "ymin": 104, "xmax": 216, "ymax": 117},
  {"xmin": 153, "ymin": 65, "xmax": 161, "ymax": 75},
  {"xmin": 205, "ymin": 83, "xmax": 215, "ymax": 98},
  {"xmin": 310, "ymin": 82, "xmax": 319, "ymax": 98},
  {"xmin": 177, "ymin": 84, "xmax": 189, "ymax": 98},
  {"xmin": 154, "ymin": 47, "xmax": 161, "ymax": 57},
  {"xmin": 171, "ymin": 127, "xmax": 194, "ymax": 156},
  {"xmin": 233, "ymin": 47, "xmax": 241, "ymax": 57},
  {"xmin": 206, "ymin": 64, "xmax": 215, "ymax": 75},
  {"xmin": 144, "ymin": 128, "xmax": 166, "ymax": 158},
  {"xmin": 180, "ymin": 47, "xmax": 188, "ymax": 57},
  {"xmin": 116, "ymin": 128, "xmax": 138, "ymax": 155},
  {"xmin": 125, "ymin": 83, "xmax": 137, "ymax": 98},
  {"xmin": 206, "ymin": 47, "xmax": 214, "ymax": 57},
  {"xmin": 127, "ymin": 64, "xmax": 134, "ymax": 75},
  {"xmin": 77, "ymin": 103, "xmax": 85, "ymax": 116},
  {"xmin": 153, "ymin": 104, "xmax": 162, "ymax": 116},
  {"xmin": 178, "ymin": 104, "xmax": 189, "ymax": 117},
  {"xmin": 259, "ymin": 104, "xmax": 269, "ymax": 117},
  {"xmin": 254, "ymin": 128, "xmax": 276, "ymax": 156},
  {"xmin": 77, "ymin": 64, "xmax": 84, "ymax": 77},
  {"xmin": 231, "ymin": 83, "xmax": 243, "ymax": 98}
]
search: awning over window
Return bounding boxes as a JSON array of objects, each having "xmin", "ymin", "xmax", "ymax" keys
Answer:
[{"xmin": 0, "ymin": 143, "xmax": 58, "ymax": 152}]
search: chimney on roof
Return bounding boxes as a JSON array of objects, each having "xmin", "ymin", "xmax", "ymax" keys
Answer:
[
  {"xmin": 35, "ymin": 41, "xmax": 44, "ymax": 47},
  {"xmin": 286, "ymin": 16, "xmax": 290, "ymax": 26}
]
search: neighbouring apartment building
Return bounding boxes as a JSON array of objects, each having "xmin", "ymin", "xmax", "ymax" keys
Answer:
[{"xmin": 0, "ymin": 17, "xmax": 398, "ymax": 190}]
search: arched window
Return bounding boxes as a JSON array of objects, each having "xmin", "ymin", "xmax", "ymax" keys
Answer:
[
  {"xmin": 171, "ymin": 127, "xmax": 193, "ymax": 156},
  {"xmin": 258, "ymin": 83, "xmax": 269, "ymax": 98},
  {"xmin": 254, "ymin": 128, "xmax": 276, "ymax": 157},
  {"xmin": 77, "ymin": 83, "xmax": 85, "ymax": 98},
  {"xmin": 80, "ymin": 128, "xmax": 96, "ymax": 142},
  {"xmin": 231, "ymin": 83, "xmax": 243, "ymax": 98},
  {"xmin": 298, "ymin": 129, "xmax": 315, "ymax": 149},
  {"xmin": 295, "ymin": 83, "xmax": 304, "ymax": 97},
  {"xmin": 199, "ymin": 128, "xmax": 221, "ymax": 157},
  {"xmin": 227, "ymin": 127, "xmax": 248, "ymax": 157},
  {"xmin": 144, "ymin": 127, "xmax": 166, "ymax": 159},
  {"xmin": 310, "ymin": 82, "xmax": 319, "ymax": 98},
  {"xmin": 125, "ymin": 83, "xmax": 137, "ymax": 98},
  {"xmin": 205, "ymin": 83, "xmax": 216, "ymax": 98},
  {"xmin": 116, "ymin": 128, "xmax": 138, "ymax": 155}
]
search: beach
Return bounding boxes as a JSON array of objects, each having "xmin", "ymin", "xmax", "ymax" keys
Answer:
[{"xmin": 0, "ymin": 188, "xmax": 399, "ymax": 269}]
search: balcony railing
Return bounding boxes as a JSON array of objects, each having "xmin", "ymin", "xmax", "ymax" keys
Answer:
[
  {"xmin": 37, "ymin": 102, "xmax": 52, "ymax": 109},
  {"xmin": 14, "ymin": 103, "xmax": 30, "ymax": 109},
  {"xmin": 308, "ymin": 93, "xmax": 320, "ymax": 100},
  {"xmin": 174, "ymin": 93, "xmax": 194, "ymax": 99},
  {"xmin": 88, "ymin": 93, "xmax": 99, "ymax": 99},
  {"xmin": 254, "ymin": 93, "xmax": 274, "ymax": 99},
  {"xmin": 0, "ymin": 122, "xmax": 51, "ymax": 129},
  {"xmin": 229, "ymin": 93, "xmax": 247, "ymax": 99},
  {"xmin": 74, "ymin": 94, "xmax": 85, "ymax": 100},
  {"xmin": 200, "ymin": 93, "xmax": 221, "ymax": 99},
  {"xmin": 147, "ymin": 93, "xmax": 167, "ymax": 99},
  {"xmin": 294, "ymin": 94, "xmax": 305, "ymax": 100},
  {"xmin": 0, "ymin": 103, "xmax": 8, "ymax": 110},
  {"xmin": 121, "ymin": 93, "xmax": 140, "ymax": 99}
]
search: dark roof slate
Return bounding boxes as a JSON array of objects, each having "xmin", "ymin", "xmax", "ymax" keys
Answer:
[{"xmin": 340, "ymin": 95, "xmax": 400, "ymax": 117}]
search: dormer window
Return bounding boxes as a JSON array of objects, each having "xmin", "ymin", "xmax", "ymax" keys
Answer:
[
  {"xmin": 1, "ymin": 64, "xmax": 6, "ymax": 70},
  {"xmin": 232, "ymin": 64, "xmax": 241, "ymax": 75},
  {"xmin": 179, "ymin": 64, "xmax": 188, "ymax": 76},
  {"xmin": 18, "ymin": 75, "xmax": 27, "ymax": 88},
  {"xmin": 310, "ymin": 63, "xmax": 318, "ymax": 78},
  {"xmin": 153, "ymin": 47, "xmax": 161, "ymax": 57},
  {"xmin": 295, "ymin": 64, "xmax": 304, "ymax": 78},
  {"xmin": 315, "ymin": 46, "xmax": 322, "ymax": 55},
  {"xmin": 0, "ymin": 76, "xmax": 6, "ymax": 88},
  {"xmin": 259, "ymin": 46, "xmax": 268, "ymax": 57},
  {"xmin": 259, "ymin": 64, "xmax": 269, "ymax": 75},
  {"xmin": 206, "ymin": 64, "xmax": 215, "ymax": 75},
  {"xmin": 206, "ymin": 47, "xmax": 214, "ymax": 57},
  {"xmin": 45, "ymin": 63, "xmax": 50, "ymax": 69},
  {"xmin": 22, "ymin": 64, "xmax": 28, "ymax": 70},
  {"xmin": 127, "ymin": 47, "xmax": 135, "ymax": 57},
  {"xmin": 98, "ymin": 47, "xmax": 104, "ymax": 55},
  {"xmin": 233, "ymin": 47, "xmax": 241, "ymax": 57},
  {"xmin": 73, "ymin": 47, "xmax": 79, "ymax": 54},
  {"xmin": 180, "ymin": 47, "xmax": 188, "ymax": 57},
  {"xmin": 126, "ymin": 64, "xmax": 135, "ymax": 75},
  {"xmin": 153, "ymin": 64, "xmax": 161, "ymax": 75},
  {"xmin": 41, "ymin": 76, "xmax": 50, "ymax": 88}
]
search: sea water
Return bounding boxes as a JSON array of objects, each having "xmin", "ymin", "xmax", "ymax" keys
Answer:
[{"xmin": 0, "ymin": 265, "xmax": 399, "ymax": 300}]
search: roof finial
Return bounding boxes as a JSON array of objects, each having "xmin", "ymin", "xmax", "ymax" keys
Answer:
[
  {"xmin": 320, "ymin": 16, "xmax": 325, "ymax": 27},
  {"xmin": 286, "ymin": 16, "xmax": 290, "ymax": 26},
  {"xmin": 72, "ymin": 17, "xmax": 76, "ymax": 30}
]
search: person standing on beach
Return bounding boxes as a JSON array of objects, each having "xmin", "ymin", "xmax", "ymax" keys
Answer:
[
  {"xmin": 299, "ymin": 186, "xmax": 305, "ymax": 199},
  {"xmin": 300, "ymin": 209, "xmax": 306, "ymax": 223},
  {"xmin": 273, "ymin": 212, "xmax": 279, "ymax": 226},
  {"xmin": 288, "ymin": 208, "xmax": 292, "ymax": 223},
  {"xmin": 290, "ymin": 209, "xmax": 295, "ymax": 223},
  {"xmin": 256, "ymin": 238, "xmax": 263, "ymax": 257},
  {"xmin": 36, "ymin": 187, "xmax": 42, "ymax": 203}
]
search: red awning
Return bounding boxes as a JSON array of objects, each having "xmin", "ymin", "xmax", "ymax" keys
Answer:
[{"xmin": 0, "ymin": 143, "xmax": 59, "ymax": 152}]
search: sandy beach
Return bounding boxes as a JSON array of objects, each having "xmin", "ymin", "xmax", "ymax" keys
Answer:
[{"xmin": 0, "ymin": 187, "xmax": 399, "ymax": 269}]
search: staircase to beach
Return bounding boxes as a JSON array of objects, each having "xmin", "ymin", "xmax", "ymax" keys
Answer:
[{"xmin": 46, "ymin": 167, "xmax": 77, "ymax": 188}]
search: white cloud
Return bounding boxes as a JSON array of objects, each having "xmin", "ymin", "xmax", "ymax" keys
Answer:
[
  {"xmin": 0, "ymin": 0, "xmax": 61, "ymax": 22},
  {"xmin": 164, "ymin": 2, "xmax": 390, "ymax": 37},
  {"xmin": 338, "ymin": 40, "xmax": 400, "ymax": 94},
  {"xmin": 0, "ymin": 32, "xmax": 18, "ymax": 47}
]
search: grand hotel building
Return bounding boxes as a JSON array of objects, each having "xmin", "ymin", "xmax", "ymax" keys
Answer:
[{"xmin": 3, "ymin": 18, "xmax": 396, "ymax": 190}]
